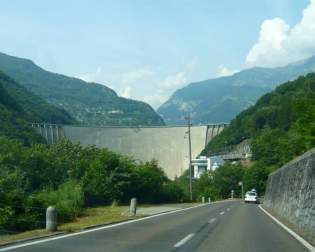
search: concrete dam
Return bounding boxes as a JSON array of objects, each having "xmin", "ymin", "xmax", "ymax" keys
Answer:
[{"xmin": 32, "ymin": 123, "xmax": 227, "ymax": 179}]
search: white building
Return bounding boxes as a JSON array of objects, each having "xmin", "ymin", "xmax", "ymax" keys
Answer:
[{"xmin": 191, "ymin": 156, "xmax": 224, "ymax": 178}]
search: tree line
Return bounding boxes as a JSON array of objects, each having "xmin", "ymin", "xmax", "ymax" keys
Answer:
[
  {"xmin": 0, "ymin": 137, "xmax": 186, "ymax": 233},
  {"xmin": 202, "ymin": 73, "xmax": 315, "ymax": 193}
]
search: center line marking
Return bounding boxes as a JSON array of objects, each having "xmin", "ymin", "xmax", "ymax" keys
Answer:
[
  {"xmin": 174, "ymin": 233, "xmax": 195, "ymax": 248},
  {"xmin": 208, "ymin": 218, "xmax": 216, "ymax": 223},
  {"xmin": 220, "ymin": 211, "xmax": 225, "ymax": 215}
]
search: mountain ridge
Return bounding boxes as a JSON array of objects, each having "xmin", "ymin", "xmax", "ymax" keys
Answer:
[
  {"xmin": 158, "ymin": 55, "xmax": 315, "ymax": 125},
  {"xmin": 0, "ymin": 52, "xmax": 164, "ymax": 126}
]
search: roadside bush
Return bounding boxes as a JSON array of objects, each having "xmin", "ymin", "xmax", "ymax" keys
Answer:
[{"xmin": 35, "ymin": 180, "xmax": 84, "ymax": 223}]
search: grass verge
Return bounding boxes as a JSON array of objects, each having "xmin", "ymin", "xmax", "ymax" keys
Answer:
[
  {"xmin": 0, "ymin": 205, "xmax": 133, "ymax": 245},
  {"xmin": 0, "ymin": 203, "xmax": 199, "ymax": 246}
]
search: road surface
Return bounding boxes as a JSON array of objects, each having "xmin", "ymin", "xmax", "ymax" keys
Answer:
[{"xmin": 1, "ymin": 200, "xmax": 309, "ymax": 252}]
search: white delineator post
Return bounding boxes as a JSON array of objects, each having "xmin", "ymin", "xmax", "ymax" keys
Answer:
[
  {"xmin": 46, "ymin": 206, "xmax": 57, "ymax": 232},
  {"xmin": 130, "ymin": 198, "xmax": 137, "ymax": 216},
  {"xmin": 202, "ymin": 196, "xmax": 205, "ymax": 203},
  {"xmin": 208, "ymin": 197, "xmax": 211, "ymax": 203}
]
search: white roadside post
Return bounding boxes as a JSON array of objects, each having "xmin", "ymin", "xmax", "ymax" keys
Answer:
[
  {"xmin": 130, "ymin": 198, "xmax": 137, "ymax": 216},
  {"xmin": 46, "ymin": 206, "xmax": 57, "ymax": 232}
]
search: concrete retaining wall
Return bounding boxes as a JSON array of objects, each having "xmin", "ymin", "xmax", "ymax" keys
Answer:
[
  {"xmin": 33, "ymin": 124, "xmax": 226, "ymax": 179},
  {"xmin": 264, "ymin": 148, "xmax": 315, "ymax": 243}
]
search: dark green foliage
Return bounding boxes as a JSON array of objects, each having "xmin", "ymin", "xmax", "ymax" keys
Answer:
[
  {"xmin": 175, "ymin": 163, "xmax": 244, "ymax": 202},
  {"xmin": 0, "ymin": 137, "xmax": 184, "ymax": 233},
  {"xmin": 0, "ymin": 75, "xmax": 44, "ymax": 145},
  {"xmin": 0, "ymin": 52, "xmax": 164, "ymax": 126},
  {"xmin": 0, "ymin": 71, "xmax": 75, "ymax": 124},
  {"xmin": 202, "ymin": 73, "xmax": 315, "ymax": 194},
  {"xmin": 194, "ymin": 163, "xmax": 244, "ymax": 201},
  {"xmin": 242, "ymin": 163, "xmax": 269, "ymax": 195},
  {"xmin": 204, "ymin": 73, "xmax": 315, "ymax": 164},
  {"xmin": 158, "ymin": 55, "xmax": 315, "ymax": 125}
]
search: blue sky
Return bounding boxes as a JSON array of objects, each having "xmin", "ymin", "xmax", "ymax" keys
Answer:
[{"xmin": 0, "ymin": 0, "xmax": 312, "ymax": 108}]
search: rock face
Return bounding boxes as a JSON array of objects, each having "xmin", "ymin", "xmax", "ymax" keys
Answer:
[{"xmin": 264, "ymin": 148, "xmax": 315, "ymax": 244}]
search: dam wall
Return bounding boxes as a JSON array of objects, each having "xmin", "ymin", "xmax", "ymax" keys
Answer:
[{"xmin": 32, "ymin": 124, "xmax": 226, "ymax": 179}]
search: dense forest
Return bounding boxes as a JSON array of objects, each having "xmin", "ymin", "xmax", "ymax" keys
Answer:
[
  {"xmin": 0, "ymin": 75, "xmax": 44, "ymax": 145},
  {"xmin": 0, "ymin": 138, "xmax": 186, "ymax": 233},
  {"xmin": 0, "ymin": 71, "xmax": 75, "ymax": 125},
  {"xmin": 202, "ymin": 73, "xmax": 315, "ymax": 193}
]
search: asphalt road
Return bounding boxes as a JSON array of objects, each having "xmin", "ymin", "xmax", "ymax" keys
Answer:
[{"xmin": 1, "ymin": 201, "xmax": 309, "ymax": 252}]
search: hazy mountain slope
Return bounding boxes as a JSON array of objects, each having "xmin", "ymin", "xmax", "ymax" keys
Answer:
[
  {"xmin": 0, "ymin": 72, "xmax": 44, "ymax": 145},
  {"xmin": 0, "ymin": 52, "xmax": 164, "ymax": 126},
  {"xmin": 158, "ymin": 55, "xmax": 315, "ymax": 125}
]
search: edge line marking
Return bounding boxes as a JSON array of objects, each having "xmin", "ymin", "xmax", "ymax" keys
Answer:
[
  {"xmin": 0, "ymin": 201, "xmax": 237, "ymax": 251},
  {"xmin": 259, "ymin": 205, "xmax": 314, "ymax": 252}
]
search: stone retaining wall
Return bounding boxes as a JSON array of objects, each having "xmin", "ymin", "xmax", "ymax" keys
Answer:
[{"xmin": 264, "ymin": 148, "xmax": 315, "ymax": 244}]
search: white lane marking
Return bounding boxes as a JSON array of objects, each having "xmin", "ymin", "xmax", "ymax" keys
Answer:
[
  {"xmin": 174, "ymin": 233, "xmax": 195, "ymax": 248},
  {"xmin": 220, "ymin": 211, "xmax": 225, "ymax": 215},
  {"xmin": 208, "ymin": 218, "xmax": 216, "ymax": 224},
  {"xmin": 259, "ymin": 205, "xmax": 315, "ymax": 252},
  {"xmin": 0, "ymin": 201, "xmax": 238, "ymax": 252}
]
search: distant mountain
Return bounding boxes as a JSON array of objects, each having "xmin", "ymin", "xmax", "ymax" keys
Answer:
[
  {"xmin": 0, "ymin": 72, "xmax": 44, "ymax": 145},
  {"xmin": 158, "ymin": 55, "xmax": 315, "ymax": 125},
  {"xmin": 0, "ymin": 52, "xmax": 164, "ymax": 126}
]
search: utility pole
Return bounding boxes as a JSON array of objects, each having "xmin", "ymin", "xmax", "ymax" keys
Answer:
[{"xmin": 185, "ymin": 114, "xmax": 193, "ymax": 201}]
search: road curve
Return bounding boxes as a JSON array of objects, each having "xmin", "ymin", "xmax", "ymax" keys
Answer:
[{"xmin": 0, "ymin": 201, "xmax": 309, "ymax": 252}]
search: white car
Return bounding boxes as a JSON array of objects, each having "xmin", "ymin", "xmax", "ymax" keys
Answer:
[{"xmin": 244, "ymin": 191, "xmax": 259, "ymax": 204}]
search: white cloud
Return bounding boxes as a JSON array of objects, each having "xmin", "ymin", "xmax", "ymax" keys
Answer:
[
  {"xmin": 217, "ymin": 64, "xmax": 239, "ymax": 77},
  {"xmin": 121, "ymin": 69, "xmax": 155, "ymax": 84},
  {"xmin": 143, "ymin": 94, "xmax": 168, "ymax": 107},
  {"xmin": 121, "ymin": 86, "xmax": 131, "ymax": 98},
  {"xmin": 158, "ymin": 72, "xmax": 187, "ymax": 90},
  {"xmin": 246, "ymin": 0, "xmax": 315, "ymax": 67},
  {"xmin": 78, "ymin": 66, "xmax": 103, "ymax": 82},
  {"xmin": 76, "ymin": 62, "xmax": 196, "ymax": 109}
]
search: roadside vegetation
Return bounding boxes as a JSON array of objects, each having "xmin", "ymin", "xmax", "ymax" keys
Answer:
[
  {"xmin": 0, "ymin": 137, "xmax": 186, "ymax": 235},
  {"xmin": 202, "ymin": 73, "xmax": 315, "ymax": 194}
]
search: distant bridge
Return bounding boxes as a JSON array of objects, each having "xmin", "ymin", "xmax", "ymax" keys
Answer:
[{"xmin": 32, "ymin": 123, "xmax": 227, "ymax": 179}]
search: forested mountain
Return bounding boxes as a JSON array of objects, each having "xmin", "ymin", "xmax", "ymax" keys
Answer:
[
  {"xmin": 0, "ymin": 71, "xmax": 75, "ymax": 124},
  {"xmin": 158, "ymin": 55, "xmax": 315, "ymax": 125},
  {"xmin": 0, "ymin": 72, "xmax": 44, "ymax": 145},
  {"xmin": 203, "ymin": 73, "xmax": 315, "ymax": 173},
  {"xmin": 0, "ymin": 52, "xmax": 164, "ymax": 126}
]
